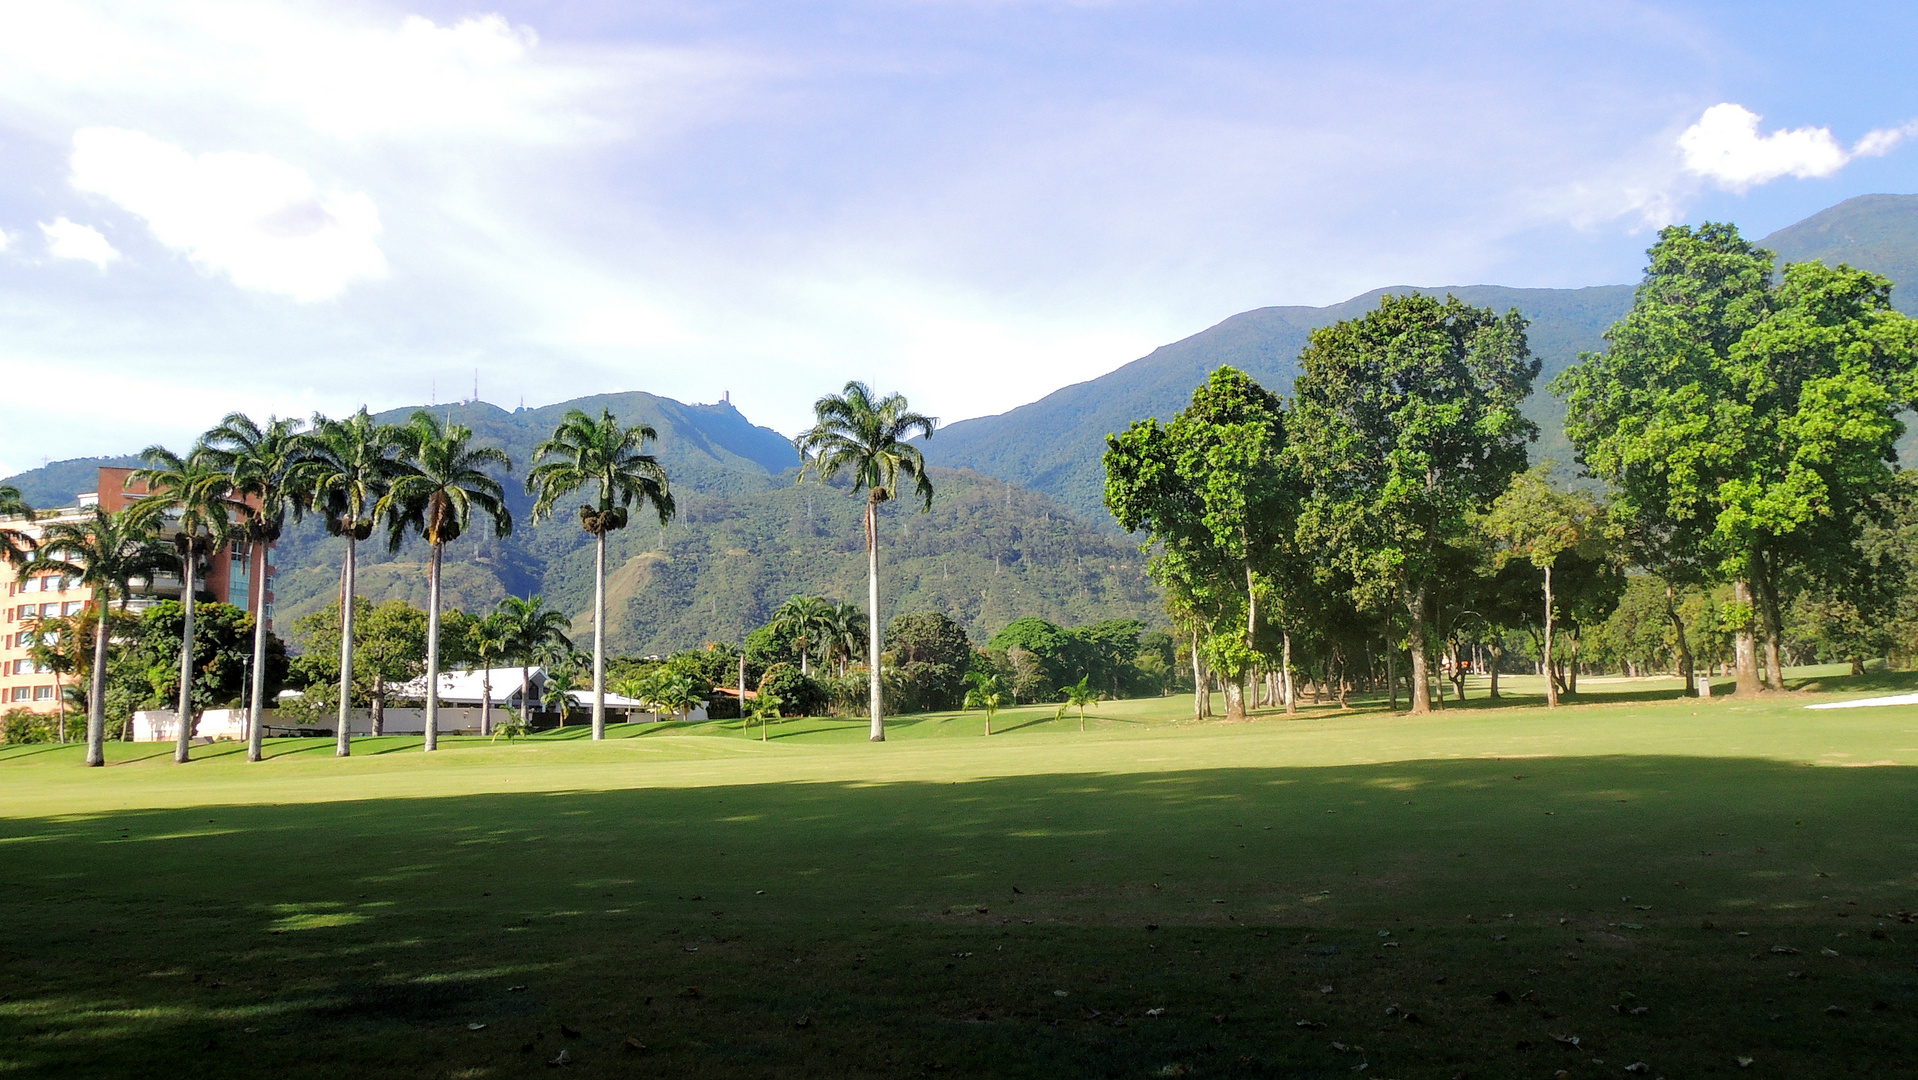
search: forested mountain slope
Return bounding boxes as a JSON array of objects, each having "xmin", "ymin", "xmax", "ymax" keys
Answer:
[{"xmin": 925, "ymin": 194, "xmax": 1918, "ymax": 524}]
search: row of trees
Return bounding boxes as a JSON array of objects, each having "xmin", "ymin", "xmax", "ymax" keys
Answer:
[{"xmin": 1106, "ymin": 224, "xmax": 1918, "ymax": 718}]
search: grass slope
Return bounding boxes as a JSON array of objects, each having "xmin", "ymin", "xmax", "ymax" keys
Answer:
[{"xmin": 4, "ymin": 671, "xmax": 1917, "ymax": 1078}]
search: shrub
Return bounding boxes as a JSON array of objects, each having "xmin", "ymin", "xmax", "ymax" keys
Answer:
[
  {"xmin": 0, "ymin": 708, "xmax": 55, "ymax": 745},
  {"xmin": 758, "ymin": 663, "xmax": 826, "ymax": 717}
]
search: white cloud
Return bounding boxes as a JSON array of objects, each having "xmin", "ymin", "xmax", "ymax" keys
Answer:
[
  {"xmin": 69, "ymin": 128, "xmax": 385, "ymax": 301},
  {"xmin": 39, "ymin": 217, "xmax": 118, "ymax": 268},
  {"xmin": 1679, "ymin": 103, "xmax": 1915, "ymax": 192}
]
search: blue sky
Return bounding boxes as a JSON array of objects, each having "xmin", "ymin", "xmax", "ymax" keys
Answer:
[{"xmin": 1, "ymin": 0, "xmax": 1914, "ymax": 476}]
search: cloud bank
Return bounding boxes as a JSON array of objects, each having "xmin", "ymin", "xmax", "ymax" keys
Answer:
[{"xmin": 1679, "ymin": 103, "xmax": 1916, "ymax": 192}]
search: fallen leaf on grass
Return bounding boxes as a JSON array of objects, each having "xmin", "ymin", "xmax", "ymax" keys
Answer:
[
  {"xmin": 1548, "ymin": 1033, "xmax": 1581, "ymax": 1048},
  {"xmin": 1054, "ymin": 990, "xmax": 1069, "ymax": 998},
  {"xmin": 795, "ymin": 1015, "xmax": 812, "ymax": 1028},
  {"xmin": 1146, "ymin": 1008, "xmax": 1166, "ymax": 1017},
  {"xmin": 1825, "ymin": 1005, "xmax": 1847, "ymax": 1016},
  {"xmin": 1625, "ymin": 1064, "xmax": 1649, "ymax": 1075},
  {"xmin": 623, "ymin": 1037, "xmax": 644, "ymax": 1052},
  {"xmin": 547, "ymin": 1049, "xmax": 570, "ymax": 1067},
  {"xmin": 466, "ymin": 1022, "xmax": 486, "ymax": 1031},
  {"xmin": 1770, "ymin": 946, "xmax": 1799, "ymax": 955},
  {"xmin": 1294, "ymin": 1019, "xmax": 1323, "ymax": 1029},
  {"xmin": 507, "ymin": 985, "xmax": 527, "ymax": 992},
  {"xmin": 1821, "ymin": 948, "xmax": 1840, "ymax": 956},
  {"xmin": 1737, "ymin": 1056, "xmax": 1754, "ymax": 1068}
]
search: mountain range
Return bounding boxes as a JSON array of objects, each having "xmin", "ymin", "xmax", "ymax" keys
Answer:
[{"xmin": 923, "ymin": 193, "xmax": 1918, "ymax": 523}]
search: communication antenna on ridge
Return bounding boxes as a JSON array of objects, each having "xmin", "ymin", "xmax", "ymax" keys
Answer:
[
  {"xmin": 471, "ymin": 368, "xmax": 479, "ymax": 405},
  {"xmin": 430, "ymin": 378, "xmax": 436, "ymax": 406}
]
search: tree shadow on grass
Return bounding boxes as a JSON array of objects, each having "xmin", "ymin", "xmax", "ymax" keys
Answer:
[{"xmin": 2, "ymin": 753, "xmax": 1916, "ymax": 1078}]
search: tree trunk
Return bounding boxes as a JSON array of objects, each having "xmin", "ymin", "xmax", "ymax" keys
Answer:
[
  {"xmin": 1223, "ymin": 677, "xmax": 1246, "ymax": 722},
  {"xmin": 520, "ymin": 664, "xmax": 531, "ymax": 732},
  {"xmin": 1190, "ymin": 626, "xmax": 1209, "ymax": 720},
  {"xmin": 1282, "ymin": 631, "xmax": 1296, "ymax": 715},
  {"xmin": 1567, "ymin": 630, "xmax": 1581, "ymax": 694},
  {"xmin": 866, "ymin": 499, "xmax": 885, "ymax": 741},
  {"xmin": 86, "ymin": 604, "xmax": 109, "ymax": 766},
  {"xmin": 1386, "ymin": 631, "xmax": 1398, "ymax": 711},
  {"xmin": 247, "ymin": 539, "xmax": 270, "ymax": 763},
  {"xmin": 371, "ymin": 674, "xmax": 386, "ymax": 736},
  {"xmin": 800, "ymin": 643, "xmax": 809, "ymax": 677},
  {"xmin": 336, "ymin": 534, "xmax": 357, "ymax": 757},
  {"xmin": 1543, "ymin": 564, "xmax": 1558, "ymax": 708},
  {"xmin": 1404, "ymin": 584, "xmax": 1431, "ymax": 715},
  {"xmin": 174, "ymin": 544, "xmax": 199, "ymax": 764},
  {"xmin": 1733, "ymin": 578, "xmax": 1762, "ymax": 696},
  {"xmin": 424, "ymin": 541, "xmax": 442, "ymax": 750},
  {"xmin": 591, "ymin": 529, "xmax": 608, "ymax": 740},
  {"xmin": 1753, "ymin": 550, "xmax": 1786, "ymax": 692},
  {"xmin": 1488, "ymin": 642, "xmax": 1502, "ymax": 699},
  {"xmin": 481, "ymin": 671, "xmax": 492, "ymax": 737},
  {"xmin": 1665, "ymin": 582, "xmax": 1695, "ymax": 696}
]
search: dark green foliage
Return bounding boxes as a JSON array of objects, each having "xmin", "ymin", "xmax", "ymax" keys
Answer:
[
  {"xmin": 884, "ymin": 611, "xmax": 973, "ymax": 712},
  {"xmin": 123, "ymin": 600, "xmax": 287, "ymax": 715},
  {"xmin": 285, "ymin": 599, "xmax": 427, "ymax": 717},
  {"xmin": 757, "ymin": 662, "xmax": 826, "ymax": 717}
]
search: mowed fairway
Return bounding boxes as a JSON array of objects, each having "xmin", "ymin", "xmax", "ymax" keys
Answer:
[{"xmin": 4, "ymin": 675, "xmax": 1918, "ymax": 1079}]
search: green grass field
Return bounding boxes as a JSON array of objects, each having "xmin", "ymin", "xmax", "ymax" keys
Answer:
[{"xmin": 4, "ymin": 671, "xmax": 1918, "ymax": 1079}]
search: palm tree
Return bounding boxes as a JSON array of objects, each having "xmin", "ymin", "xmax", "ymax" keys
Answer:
[
  {"xmin": 497, "ymin": 594, "xmax": 573, "ymax": 730},
  {"xmin": 379, "ymin": 411, "xmax": 513, "ymax": 752},
  {"xmin": 1061, "ymin": 675, "xmax": 1099, "ymax": 732},
  {"xmin": 794, "ymin": 382, "xmax": 936, "ymax": 742},
  {"xmin": 296, "ymin": 409, "xmax": 404, "ymax": 757},
  {"xmin": 23, "ymin": 614, "xmax": 79, "ymax": 744},
  {"xmin": 129, "ymin": 447, "xmax": 238, "ymax": 764},
  {"xmin": 748, "ymin": 688, "xmax": 783, "ymax": 742},
  {"xmin": 198, "ymin": 413, "xmax": 308, "ymax": 763},
  {"xmin": 770, "ymin": 595, "xmax": 833, "ymax": 676},
  {"xmin": 468, "ymin": 613, "xmax": 513, "ymax": 738},
  {"xmin": 526, "ymin": 408, "xmax": 675, "ymax": 740},
  {"xmin": 540, "ymin": 642, "xmax": 586, "ymax": 727},
  {"xmin": 25, "ymin": 507, "xmax": 171, "ymax": 765},
  {"xmin": 963, "ymin": 670, "xmax": 1007, "ymax": 736},
  {"xmin": 0, "ymin": 485, "xmax": 36, "ymax": 569},
  {"xmin": 820, "ymin": 600, "xmax": 866, "ymax": 678}
]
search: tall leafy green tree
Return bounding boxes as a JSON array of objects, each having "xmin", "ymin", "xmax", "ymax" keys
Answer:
[
  {"xmin": 297, "ymin": 409, "xmax": 405, "ymax": 755},
  {"xmin": 526, "ymin": 407, "xmax": 674, "ymax": 740},
  {"xmin": 1293, "ymin": 294, "xmax": 1538, "ymax": 714},
  {"xmin": 380, "ymin": 411, "xmax": 513, "ymax": 751},
  {"xmin": 1106, "ymin": 368, "xmax": 1297, "ymax": 721},
  {"xmin": 793, "ymin": 382, "xmax": 937, "ymax": 742},
  {"xmin": 497, "ymin": 594, "xmax": 573, "ymax": 726},
  {"xmin": 20, "ymin": 508, "xmax": 170, "ymax": 765},
  {"xmin": 197, "ymin": 413, "xmax": 308, "ymax": 762},
  {"xmin": 1483, "ymin": 466, "xmax": 1611, "ymax": 707},
  {"xmin": 1557, "ymin": 226, "xmax": 1918, "ymax": 694},
  {"xmin": 128, "ymin": 447, "xmax": 239, "ymax": 762},
  {"xmin": 822, "ymin": 600, "xmax": 866, "ymax": 678}
]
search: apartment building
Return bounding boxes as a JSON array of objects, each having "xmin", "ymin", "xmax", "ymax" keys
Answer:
[{"xmin": 0, "ymin": 466, "xmax": 273, "ymax": 714}]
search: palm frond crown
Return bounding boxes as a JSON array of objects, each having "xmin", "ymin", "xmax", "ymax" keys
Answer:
[
  {"xmin": 378, "ymin": 410, "xmax": 514, "ymax": 550},
  {"xmin": 793, "ymin": 381, "xmax": 937, "ymax": 510},
  {"xmin": 525, "ymin": 408, "xmax": 674, "ymax": 533}
]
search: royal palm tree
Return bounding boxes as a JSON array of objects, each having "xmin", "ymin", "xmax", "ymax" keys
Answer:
[
  {"xmin": 468, "ymin": 612, "xmax": 513, "ymax": 738},
  {"xmin": 526, "ymin": 408, "xmax": 675, "ymax": 740},
  {"xmin": 129, "ymin": 447, "xmax": 238, "ymax": 764},
  {"xmin": 297, "ymin": 410, "xmax": 405, "ymax": 757},
  {"xmin": 379, "ymin": 411, "xmax": 513, "ymax": 752},
  {"xmin": 540, "ymin": 642, "xmax": 586, "ymax": 727},
  {"xmin": 198, "ymin": 413, "xmax": 308, "ymax": 763},
  {"xmin": 20, "ymin": 508, "xmax": 169, "ymax": 766},
  {"xmin": 794, "ymin": 382, "xmax": 936, "ymax": 742},
  {"xmin": 23, "ymin": 614, "xmax": 79, "ymax": 744},
  {"xmin": 497, "ymin": 594, "xmax": 572, "ymax": 730},
  {"xmin": 770, "ymin": 595, "xmax": 833, "ymax": 676}
]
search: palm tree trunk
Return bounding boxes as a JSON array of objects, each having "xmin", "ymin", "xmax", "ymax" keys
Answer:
[
  {"xmin": 481, "ymin": 671, "xmax": 492, "ymax": 737},
  {"xmin": 336, "ymin": 534, "xmax": 357, "ymax": 757},
  {"xmin": 592, "ymin": 529, "xmax": 608, "ymax": 740},
  {"xmin": 174, "ymin": 546, "xmax": 199, "ymax": 764},
  {"xmin": 424, "ymin": 542, "xmax": 442, "ymax": 751},
  {"xmin": 86, "ymin": 604, "xmax": 109, "ymax": 767},
  {"xmin": 247, "ymin": 539, "xmax": 270, "ymax": 763},
  {"xmin": 866, "ymin": 499, "xmax": 884, "ymax": 742},
  {"xmin": 520, "ymin": 664, "xmax": 530, "ymax": 731}
]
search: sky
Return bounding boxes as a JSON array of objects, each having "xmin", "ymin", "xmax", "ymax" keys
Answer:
[{"xmin": 1, "ymin": 0, "xmax": 1915, "ymax": 476}]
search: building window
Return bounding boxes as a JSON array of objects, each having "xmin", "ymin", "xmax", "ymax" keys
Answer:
[
  {"xmin": 32, "ymin": 686, "xmax": 53, "ymax": 701},
  {"xmin": 62, "ymin": 602, "xmax": 83, "ymax": 616},
  {"xmin": 8, "ymin": 687, "xmax": 27, "ymax": 702},
  {"xmin": 39, "ymin": 604, "xmax": 56, "ymax": 618}
]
